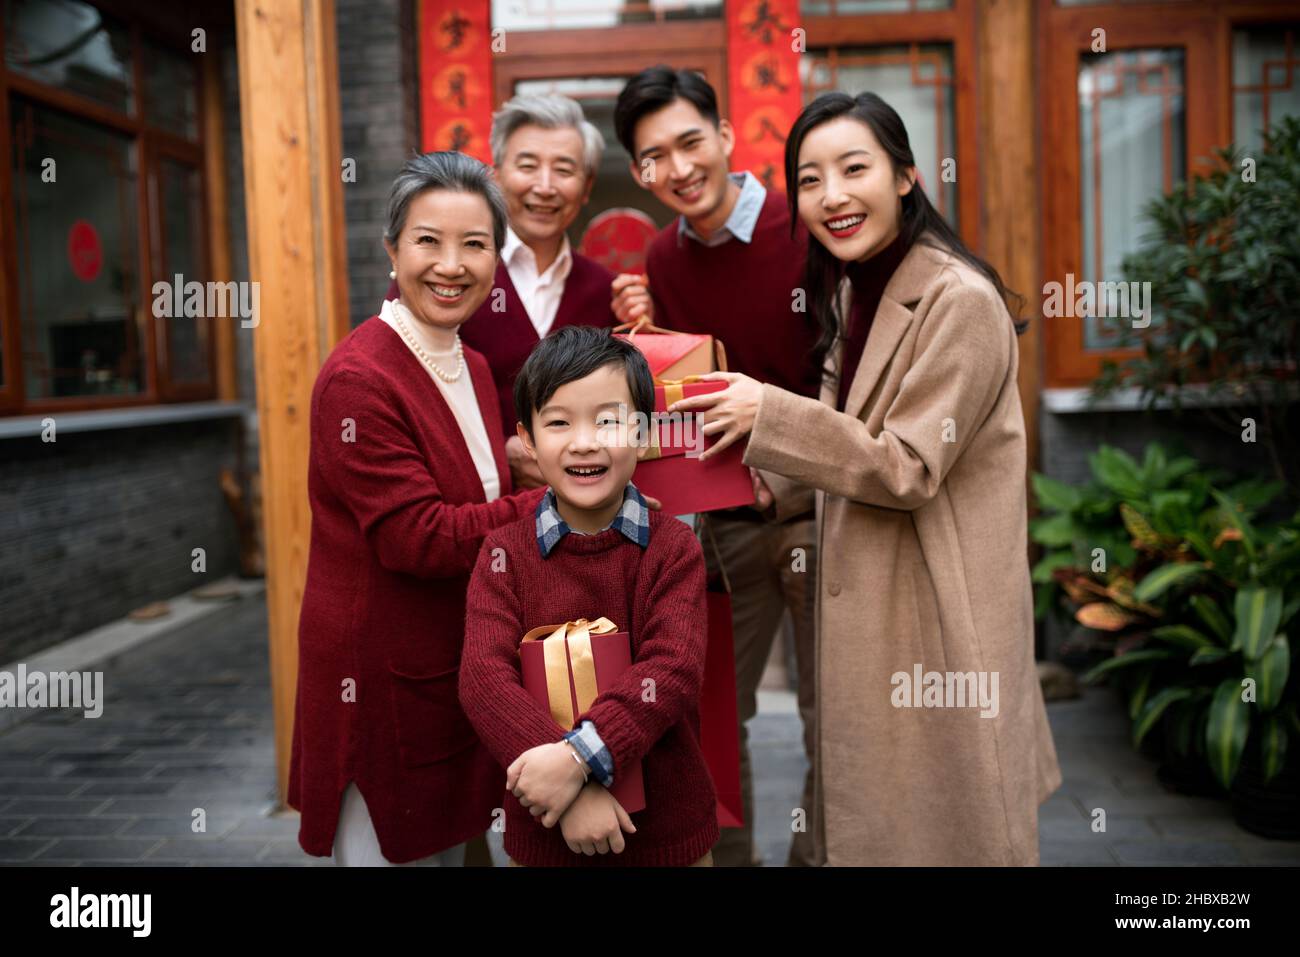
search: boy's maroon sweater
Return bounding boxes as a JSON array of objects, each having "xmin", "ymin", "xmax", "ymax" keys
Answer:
[{"xmin": 459, "ymin": 509, "xmax": 719, "ymax": 866}]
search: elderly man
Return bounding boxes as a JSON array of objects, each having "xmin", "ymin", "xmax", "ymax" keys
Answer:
[{"xmin": 459, "ymin": 94, "xmax": 616, "ymax": 488}]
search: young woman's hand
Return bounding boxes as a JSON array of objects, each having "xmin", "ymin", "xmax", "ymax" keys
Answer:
[
  {"xmin": 667, "ymin": 371, "xmax": 763, "ymax": 460},
  {"xmin": 505, "ymin": 741, "xmax": 587, "ymax": 828},
  {"xmin": 559, "ymin": 782, "xmax": 636, "ymax": 855}
]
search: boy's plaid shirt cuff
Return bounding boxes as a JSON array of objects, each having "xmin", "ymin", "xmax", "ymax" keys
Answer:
[{"xmin": 564, "ymin": 720, "xmax": 614, "ymax": 787}]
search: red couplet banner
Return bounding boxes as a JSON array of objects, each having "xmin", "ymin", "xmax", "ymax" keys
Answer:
[
  {"xmin": 419, "ymin": 0, "xmax": 494, "ymax": 163},
  {"xmin": 725, "ymin": 0, "xmax": 804, "ymax": 194}
]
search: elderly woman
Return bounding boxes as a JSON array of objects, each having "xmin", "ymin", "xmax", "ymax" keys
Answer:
[{"xmin": 289, "ymin": 152, "xmax": 548, "ymax": 866}]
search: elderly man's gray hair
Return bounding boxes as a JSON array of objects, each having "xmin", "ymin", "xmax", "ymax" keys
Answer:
[
  {"xmin": 384, "ymin": 150, "xmax": 508, "ymax": 250},
  {"xmin": 489, "ymin": 94, "xmax": 605, "ymax": 177}
]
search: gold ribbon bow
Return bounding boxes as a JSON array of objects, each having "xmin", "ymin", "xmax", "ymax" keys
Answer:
[
  {"xmin": 641, "ymin": 376, "xmax": 705, "ymax": 461},
  {"xmin": 520, "ymin": 617, "xmax": 619, "ymax": 728}
]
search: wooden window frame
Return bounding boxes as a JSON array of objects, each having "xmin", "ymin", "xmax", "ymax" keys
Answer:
[
  {"xmin": 1039, "ymin": 0, "xmax": 1300, "ymax": 387},
  {"xmin": 0, "ymin": 5, "xmax": 214, "ymax": 415},
  {"xmin": 493, "ymin": 21, "xmax": 730, "ymax": 116}
]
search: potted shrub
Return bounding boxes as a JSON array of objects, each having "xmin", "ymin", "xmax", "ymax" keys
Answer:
[{"xmin": 1031, "ymin": 444, "xmax": 1300, "ymax": 836}]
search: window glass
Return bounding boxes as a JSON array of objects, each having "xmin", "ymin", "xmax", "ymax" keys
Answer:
[
  {"xmin": 1232, "ymin": 25, "xmax": 1300, "ymax": 155},
  {"xmin": 11, "ymin": 98, "xmax": 145, "ymax": 400},
  {"xmin": 3, "ymin": 0, "xmax": 134, "ymax": 114},
  {"xmin": 1078, "ymin": 49, "xmax": 1185, "ymax": 349}
]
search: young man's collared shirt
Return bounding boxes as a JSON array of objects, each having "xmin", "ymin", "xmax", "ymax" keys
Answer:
[
  {"xmin": 502, "ymin": 225, "xmax": 574, "ymax": 339},
  {"xmin": 676, "ymin": 170, "xmax": 765, "ymax": 248},
  {"xmin": 534, "ymin": 481, "xmax": 650, "ymax": 786}
]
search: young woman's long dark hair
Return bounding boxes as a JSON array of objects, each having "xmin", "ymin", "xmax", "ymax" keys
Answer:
[{"xmin": 785, "ymin": 92, "xmax": 1026, "ymax": 376}]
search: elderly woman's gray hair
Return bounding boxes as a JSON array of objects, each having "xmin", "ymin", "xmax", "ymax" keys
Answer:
[
  {"xmin": 489, "ymin": 94, "xmax": 605, "ymax": 177},
  {"xmin": 384, "ymin": 151, "xmax": 508, "ymax": 250}
]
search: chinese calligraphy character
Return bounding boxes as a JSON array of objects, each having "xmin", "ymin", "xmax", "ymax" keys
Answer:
[
  {"xmin": 743, "ymin": 1, "xmax": 788, "ymax": 46},
  {"xmin": 441, "ymin": 9, "xmax": 471, "ymax": 51}
]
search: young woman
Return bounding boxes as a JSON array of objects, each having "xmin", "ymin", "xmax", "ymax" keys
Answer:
[{"xmin": 671, "ymin": 92, "xmax": 1062, "ymax": 865}]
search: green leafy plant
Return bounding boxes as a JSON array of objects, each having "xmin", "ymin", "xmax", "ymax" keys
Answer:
[
  {"xmin": 1090, "ymin": 115, "xmax": 1300, "ymax": 496},
  {"xmin": 1031, "ymin": 443, "xmax": 1300, "ymax": 789}
]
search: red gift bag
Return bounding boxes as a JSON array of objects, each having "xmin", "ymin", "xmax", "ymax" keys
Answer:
[{"xmin": 698, "ymin": 520, "xmax": 744, "ymax": 829}]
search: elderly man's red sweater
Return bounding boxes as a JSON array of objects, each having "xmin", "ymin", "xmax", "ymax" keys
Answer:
[{"xmin": 459, "ymin": 509, "xmax": 719, "ymax": 866}]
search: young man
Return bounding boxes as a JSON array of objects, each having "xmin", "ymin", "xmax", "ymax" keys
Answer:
[
  {"xmin": 611, "ymin": 66, "xmax": 823, "ymax": 867},
  {"xmin": 459, "ymin": 326, "xmax": 718, "ymax": 866}
]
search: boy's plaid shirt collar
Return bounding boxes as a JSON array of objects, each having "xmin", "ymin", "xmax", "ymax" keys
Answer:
[{"xmin": 535, "ymin": 482, "xmax": 650, "ymax": 558}]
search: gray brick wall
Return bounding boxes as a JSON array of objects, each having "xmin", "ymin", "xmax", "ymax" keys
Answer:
[
  {"xmin": 1038, "ymin": 405, "xmax": 1283, "ymax": 489},
  {"xmin": 336, "ymin": 0, "xmax": 418, "ymax": 327},
  {"xmin": 0, "ymin": 420, "xmax": 242, "ymax": 663}
]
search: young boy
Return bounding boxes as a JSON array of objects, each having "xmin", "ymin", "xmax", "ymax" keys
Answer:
[{"xmin": 458, "ymin": 325, "xmax": 718, "ymax": 866}]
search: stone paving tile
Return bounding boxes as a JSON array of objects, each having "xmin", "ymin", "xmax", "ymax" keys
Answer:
[
  {"xmin": 1, "ymin": 779, "xmax": 87, "ymax": 797},
  {"xmin": 77, "ymin": 781, "xmax": 179, "ymax": 797},
  {"xmin": 1040, "ymin": 839, "xmax": 1120, "ymax": 865},
  {"xmin": 1110, "ymin": 841, "xmax": 1247, "ymax": 866},
  {"xmin": 1041, "ymin": 814, "xmax": 1162, "ymax": 842},
  {"xmin": 142, "ymin": 838, "xmax": 271, "ymax": 863},
  {"xmin": 31, "ymin": 838, "xmax": 162, "ymax": 862},
  {"xmin": 2, "ymin": 798, "xmax": 110, "ymax": 817},
  {"xmin": 117, "ymin": 816, "xmax": 243, "ymax": 839},
  {"xmin": 14, "ymin": 817, "xmax": 134, "ymax": 838},
  {"xmin": 0, "ymin": 838, "xmax": 57, "ymax": 862},
  {"xmin": 0, "ymin": 818, "xmax": 34, "ymax": 837}
]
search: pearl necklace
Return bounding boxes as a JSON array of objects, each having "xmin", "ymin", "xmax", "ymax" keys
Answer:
[{"xmin": 392, "ymin": 309, "xmax": 465, "ymax": 383}]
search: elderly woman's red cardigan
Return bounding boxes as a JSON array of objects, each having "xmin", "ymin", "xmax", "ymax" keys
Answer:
[{"xmin": 289, "ymin": 316, "xmax": 546, "ymax": 862}]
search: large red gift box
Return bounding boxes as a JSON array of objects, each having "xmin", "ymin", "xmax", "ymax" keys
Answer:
[
  {"xmin": 633, "ymin": 378, "xmax": 755, "ymax": 516},
  {"xmin": 519, "ymin": 618, "xmax": 645, "ymax": 813}
]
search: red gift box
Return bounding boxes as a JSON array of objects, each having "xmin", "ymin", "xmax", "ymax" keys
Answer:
[
  {"xmin": 518, "ymin": 618, "xmax": 645, "ymax": 813},
  {"xmin": 633, "ymin": 378, "xmax": 755, "ymax": 516},
  {"xmin": 613, "ymin": 318, "xmax": 728, "ymax": 379}
]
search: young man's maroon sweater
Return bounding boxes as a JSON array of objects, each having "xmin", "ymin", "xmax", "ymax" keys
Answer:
[
  {"xmin": 384, "ymin": 255, "xmax": 615, "ymax": 438},
  {"xmin": 645, "ymin": 187, "xmax": 822, "ymax": 399},
  {"xmin": 459, "ymin": 508, "xmax": 719, "ymax": 866}
]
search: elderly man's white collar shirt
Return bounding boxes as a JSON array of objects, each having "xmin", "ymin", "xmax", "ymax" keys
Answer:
[{"xmin": 501, "ymin": 226, "xmax": 574, "ymax": 339}]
